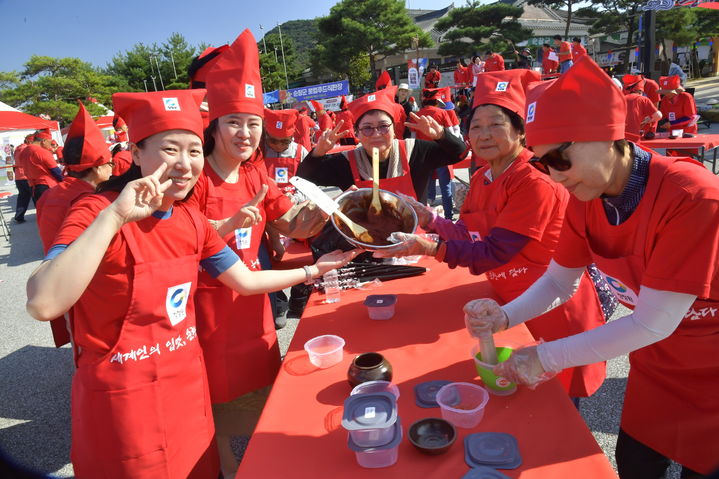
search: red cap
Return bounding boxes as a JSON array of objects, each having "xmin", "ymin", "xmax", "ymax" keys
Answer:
[
  {"xmin": 206, "ymin": 29, "xmax": 264, "ymax": 120},
  {"xmin": 622, "ymin": 74, "xmax": 644, "ymax": 93},
  {"xmin": 112, "ymin": 89, "xmax": 207, "ymax": 144},
  {"xmin": 65, "ymin": 102, "xmax": 112, "ymax": 172},
  {"xmin": 658, "ymin": 75, "xmax": 681, "ymax": 92},
  {"xmin": 472, "ymin": 69, "xmax": 541, "ymax": 120},
  {"xmin": 35, "ymin": 129, "xmax": 52, "ymax": 140},
  {"xmin": 310, "ymin": 100, "xmax": 324, "ymax": 113},
  {"xmin": 348, "ymin": 88, "xmax": 399, "ymax": 123},
  {"xmin": 376, "ymin": 71, "xmax": 392, "ymax": 90},
  {"xmin": 441, "ymin": 87, "xmax": 452, "ymax": 103},
  {"xmin": 524, "ymin": 55, "xmax": 626, "ymax": 147},
  {"xmin": 422, "ymin": 88, "xmax": 444, "ymax": 102},
  {"xmin": 264, "ymin": 108, "xmax": 299, "ymax": 137},
  {"xmin": 189, "ymin": 44, "xmax": 229, "ymax": 88}
]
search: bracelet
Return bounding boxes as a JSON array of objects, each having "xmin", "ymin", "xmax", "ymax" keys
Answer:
[{"xmin": 303, "ymin": 265, "xmax": 314, "ymax": 285}]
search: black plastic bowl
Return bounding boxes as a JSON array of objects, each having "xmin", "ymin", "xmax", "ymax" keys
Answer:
[{"xmin": 407, "ymin": 417, "xmax": 457, "ymax": 455}]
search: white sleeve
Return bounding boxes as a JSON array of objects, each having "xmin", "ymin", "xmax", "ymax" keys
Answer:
[
  {"xmin": 502, "ymin": 260, "xmax": 585, "ymax": 328},
  {"xmin": 537, "ymin": 287, "xmax": 696, "ymax": 371}
]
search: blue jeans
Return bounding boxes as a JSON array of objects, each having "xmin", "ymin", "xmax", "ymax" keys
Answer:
[
  {"xmin": 559, "ymin": 60, "xmax": 573, "ymax": 74},
  {"xmin": 427, "ymin": 167, "xmax": 454, "ymax": 220}
]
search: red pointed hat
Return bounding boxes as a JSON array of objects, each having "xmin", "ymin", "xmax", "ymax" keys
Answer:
[
  {"xmin": 339, "ymin": 95, "xmax": 348, "ymax": 110},
  {"xmin": 189, "ymin": 44, "xmax": 229, "ymax": 88},
  {"xmin": 264, "ymin": 108, "xmax": 299, "ymax": 137},
  {"xmin": 658, "ymin": 75, "xmax": 681, "ymax": 92},
  {"xmin": 422, "ymin": 88, "xmax": 444, "ymax": 102},
  {"xmin": 112, "ymin": 114, "xmax": 127, "ymax": 130},
  {"xmin": 524, "ymin": 55, "xmax": 626, "ymax": 147},
  {"xmin": 310, "ymin": 100, "xmax": 324, "ymax": 112},
  {"xmin": 348, "ymin": 88, "xmax": 398, "ymax": 122},
  {"xmin": 206, "ymin": 29, "xmax": 264, "ymax": 120},
  {"xmin": 65, "ymin": 102, "xmax": 112, "ymax": 172},
  {"xmin": 622, "ymin": 74, "xmax": 644, "ymax": 92},
  {"xmin": 35, "ymin": 129, "xmax": 52, "ymax": 140},
  {"xmin": 472, "ymin": 69, "xmax": 541, "ymax": 120},
  {"xmin": 376, "ymin": 71, "xmax": 392, "ymax": 90},
  {"xmin": 112, "ymin": 89, "xmax": 207, "ymax": 144}
]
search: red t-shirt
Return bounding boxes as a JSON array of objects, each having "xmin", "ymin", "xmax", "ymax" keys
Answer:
[
  {"xmin": 416, "ymin": 105, "xmax": 454, "ymax": 141},
  {"xmin": 424, "ymin": 70, "xmax": 441, "ymax": 88},
  {"xmin": 318, "ymin": 112, "xmax": 334, "ymax": 132},
  {"xmin": 13, "ymin": 144, "xmax": 28, "ymax": 180},
  {"xmin": 542, "ymin": 49, "xmax": 559, "ymax": 73},
  {"xmin": 554, "ymin": 157, "xmax": 719, "ymax": 300},
  {"xmin": 454, "ymin": 66, "xmax": 467, "ymax": 84},
  {"xmin": 36, "ymin": 177, "xmax": 95, "ymax": 253},
  {"xmin": 643, "ymin": 78, "xmax": 660, "ymax": 105},
  {"xmin": 558, "ymin": 41, "xmax": 573, "ymax": 61},
  {"xmin": 571, "ymin": 42, "xmax": 587, "ymax": 61},
  {"xmin": 53, "ymin": 193, "xmax": 227, "ymax": 356},
  {"xmin": 24, "ymin": 144, "xmax": 59, "ymax": 187},
  {"xmin": 624, "ymin": 93, "xmax": 659, "ymax": 138},
  {"xmin": 484, "ymin": 53, "xmax": 505, "ymax": 72},
  {"xmin": 295, "ymin": 114, "xmax": 317, "ymax": 151},
  {"xmin": 660, "ymin": 92, "xmax": 697, "ymax": 133},
  {"xmin": 335, "ymin": 110, "xmax": 357, "ymax": 140}
]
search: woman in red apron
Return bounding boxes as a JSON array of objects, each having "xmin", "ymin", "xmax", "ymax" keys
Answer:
[
  {"xmin": 296, "ymin": 85, "xmax": 467, "ymax": 202},
  {"xmin": 466, "ymin": 57, "xmax": 719, "ymax": 478},
  {"xmin": 25, "ymin": 89, "xmax": 357, "ymax": 479},
  {"xmin": 192, "ymin": 30, "xmax": 330, "ymax": 477},
  {"xmin": 376, "ymin": 69, "xmax": 607, "ymax": 399},
  {"xmin": 262, "ymin": 108, "xmax": 309, "ymax": 196},
  {"xmin": 36, "ymin": 102, "xmax": 114, "ymax": 348}
]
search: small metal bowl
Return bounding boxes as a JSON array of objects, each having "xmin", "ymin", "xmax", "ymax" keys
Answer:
[
  {"xmin": 330, "ymin": 188, "xmax": 418, "ymax": 251},
  {"xmin": 408, "ymin": 417, "xmax": 457, "ymax": 455}
]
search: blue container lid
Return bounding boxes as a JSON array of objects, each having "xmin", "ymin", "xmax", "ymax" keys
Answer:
[
  {"xmin": 460, "ymin": 466, "xmax": 511, "ymax": 479},
  {"xmin": 414, "ymin": 380, "xmax": 452, "ymax": 408},
  {"xmin": 364, "ymin": 294, "xmax": 397, "ymax": 307},
  {"xmin": 464, "ymin": 433, "xmax": 521, "ymax": 470},
  {"xmin": 342, "ymin": 391, "xmax": 398, "ymax": 431},
  {"xmin": 348, "ymin": 418, "xmax": 403, "ymax": 452}
]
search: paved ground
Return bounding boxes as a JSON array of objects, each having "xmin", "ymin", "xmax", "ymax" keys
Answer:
[{"xmin": 1, "ymin": 78, "xmax": 716, "ymax": 477}]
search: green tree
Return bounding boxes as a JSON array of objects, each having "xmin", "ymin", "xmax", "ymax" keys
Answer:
[
  {"xmin": 106, "ymin": 33, "xmax": 201, "ymax": 92},
  {"xmin": 0, "ymin": 55, "xmax": 127, "ymax": 126},
  {"xmin": 434, "ymin": 2, "xmax": 532, "ymax": 59},
  {"xmin": 576, "ymin": 0, "xmax": 644, "ymax": 73},
  {"xmin": 656, "ymin": 7, "xmax": 698, "ymax": 58},
  {"xmin": 314, "ymin": 0, "xmax": 432, "ymax": 82},
  {"xmin": 347, "ymin": 53, "xmax": 372, "ymax": 91},
  {"xmin": 265, "ymin": 20, "xmax": 320, "ymax": 71},
  {"xmin": 526, "ymin": 0, "xmax": 582, "ymax": 38},
  {"xmin": 258, "ymin": 33, "xmax": 303, "ymax": 90}
]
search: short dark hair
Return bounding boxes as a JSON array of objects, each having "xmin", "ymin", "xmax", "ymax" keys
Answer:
[
  {"xmin": 553, "ymin": 35, "xmax": 563, "ymax": 41},
  {"xmin": 485, "ymin": 50, "xmax": 493, "ymax": 55},
  {"xmin": 572, "ymin": 37, "xmax": 581, "ymax": 43},
  {"xmin": 542, "ymin": 43, "xmax": 551, "ymax": 48}
]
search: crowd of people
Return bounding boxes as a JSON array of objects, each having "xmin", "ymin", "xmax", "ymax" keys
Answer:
[{"xmin": 3, "ymin": 29, "xmax": 716, "ymax": 479}]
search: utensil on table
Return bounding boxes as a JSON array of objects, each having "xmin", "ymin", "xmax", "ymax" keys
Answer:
[{"xmin": 369, "ymin": 147, "xmax": 382, "ymax": 217}]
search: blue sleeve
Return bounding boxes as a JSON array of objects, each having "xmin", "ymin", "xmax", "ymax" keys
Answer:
[
  {"xmin": 45, "ymin": 244, "xmax": 68, "ymax": 260},
  {"xmin": 443, "ymin": 227, "xmax": 531, "ymax": 276},
  {"xmin": 50, "ymin": 167, "xmax": 64, "ymax": 182},
  {"xmin": 200, "ymin": 246, "xmax": 240, "ymax": 278},
  {"xmin": 669, "ymin": 116, "xmax": 691, "ymax": 126}
]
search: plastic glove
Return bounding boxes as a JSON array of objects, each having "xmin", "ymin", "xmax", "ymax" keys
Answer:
[
  {"xmin": 492, "ymin": 345, "xmax": 557, "ymax": 390},
  {"xmin": 463, "ymin": 299, "xmax": 509, "ymax": 336},
  {"xmin": 395, "ymin": 193, "xmax": 435, "ymax": 229},
  {"xmin": 372, "ymin": 232, "xmax": 438, "ymax": 258}
]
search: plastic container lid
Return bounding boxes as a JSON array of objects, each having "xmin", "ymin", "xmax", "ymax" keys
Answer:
[
  {"xmin": 414, "ymin": 380, "xmax": 452, "ymax": 408},
  {"xmin": 351, "ymin": 380, "xmax": 401, "ymax": 399},
  {"xmin": 364, "ymin": 295, "xmax": 397, "ymax": 307},
  {"xmin": 342, "ymin": 392, "xmax": 398, "ymax": 431},
  {"xmin": 464, "ymin": 433, "xmax": 522, "ymax": 469},
  {"xmin": 460, "ymin": 466, "xmax": 512, "ymax": 479},
  {"xmin": 347, "ymin": 418, "xmax": 403, "ymax": 452}
]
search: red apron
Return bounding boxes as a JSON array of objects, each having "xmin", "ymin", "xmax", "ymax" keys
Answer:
[
  {"xmin": 460, "ymin": 151, "xmax": 606, "ymax": 397},
  {"xmin": 588, "ymin": 155, "xmax": 719, "ymax": 474},
  {"xmin": 71, "ymin": 208, "xmax": 214, "ymax": 479},
  {"xmin": 194, "ymin": 163, "xmax": 281, "ymax": 404},
  {"xmin": 348, "ymin": 140, "xmax": 417, "ymax": 199},
  {"xmin": 264, "ymin": 144, "xmax": 304, "ymax": 195}
]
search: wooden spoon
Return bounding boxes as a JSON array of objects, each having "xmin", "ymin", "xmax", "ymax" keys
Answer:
[{"xmin": 369, "ymin": 147, "xmax": 382, "ymax": 217}]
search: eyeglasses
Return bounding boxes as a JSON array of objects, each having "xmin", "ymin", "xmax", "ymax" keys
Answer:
[
  {"xmin": 529, "ymin": 142, "xmax": 574, "ymax": 174},
  {"xmin": 358, "ymin": 123, "xmax": 393, "ymax": 137},
  {"xmin": 267, "ymin": 137, "xmax": 293, "ymax": 146}
]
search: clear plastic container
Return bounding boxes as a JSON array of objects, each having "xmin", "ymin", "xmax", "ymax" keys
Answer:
[
  {"xmin": 436, "ymin": 382, "xmax": 489, "ymax": 429},
  {"xmin": 304, "ymin": 334, "xmax": 345, "ymax": 368},
  {"xmin": 471, "ymin": 344, "xmax": 517, "ymax": 396},
  {"xmin": 670, "ymin": 128, "xmax": 684, "ymax": 139},
  {"xmin": 350, "ymin": 380, "xmax": 401, "ymax": 399},
  {"xmin": 363, "ymin": 295, "xmax": 397, "ymax": 320},
  {"xmin": 342, "ymin": 391, "xmax": 398, "ymax": 448},
  {"xmin": 347, "ymin": 419, "xmax": 402, "ymax": 468},
  {"xmin": 323, "ymin": 269, "xmax": 341, "ymax": 303}
]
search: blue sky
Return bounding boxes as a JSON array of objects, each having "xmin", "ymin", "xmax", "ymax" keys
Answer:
[{"xmin": 0, "ymin": 0, "xmax": 447, "ymax": 72}]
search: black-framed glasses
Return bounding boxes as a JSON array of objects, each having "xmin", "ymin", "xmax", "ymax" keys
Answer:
[
  {"xmin": 358, "ymin": 123, "xmax": 393, "ymax": 137},
  {"xmin": 529, "ymin": 142, "xmax": 574, "ymax": 174}
]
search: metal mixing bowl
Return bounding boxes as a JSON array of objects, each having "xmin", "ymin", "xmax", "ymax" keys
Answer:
[{"xmin": 330, "ymin": 188, "xmax": 418, "ymax": 250}]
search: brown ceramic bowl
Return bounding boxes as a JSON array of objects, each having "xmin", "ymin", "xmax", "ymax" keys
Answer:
[
  {"xmin": 330, "ymin": 188, "xmax": 418, "ymax": 251},
  {"xmin": 408, "ymin": 417, "xmax": 457, "ymax": 455}
]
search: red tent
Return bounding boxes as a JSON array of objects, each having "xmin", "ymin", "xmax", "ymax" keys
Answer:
[{"xmin": 0, "ymin": 101, "xmax": 55, "ymax": 132}]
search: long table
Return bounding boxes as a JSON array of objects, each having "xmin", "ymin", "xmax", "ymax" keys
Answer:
[
  {"xmin": 236, "ymin": 259, "xmax": 617, "ymax": 478},
  {"xmin": 640, "ymin": 133, "xmax": 719, "ymax": 173}
]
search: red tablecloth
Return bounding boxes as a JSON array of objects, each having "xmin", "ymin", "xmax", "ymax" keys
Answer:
[
  {"xmin": 639, "ymin": 133, "xmax": 719, "ymax": 151},
  {"xmin": 236, "ymin": 260, "xmax": 617, "ymax": 478},
  {"xmin": 270, "ymin": 239, "xmax": 314, "ymax": 270}
]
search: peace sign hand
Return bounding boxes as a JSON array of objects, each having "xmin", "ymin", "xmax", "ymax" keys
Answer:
[
  {"xmin": 405, "ymin": 113, "xmax": 445, "ymax": 141},
  {"xmin": 312, "ymin": 120, "xmax": 349, "ymax": 157},
  {"xmin": 108, "ymin": 162, "xmax": 172, "ymax": 225},
  {"xmin": 228, "ymin": 184, "xmax": 269, "ymax": 230}
]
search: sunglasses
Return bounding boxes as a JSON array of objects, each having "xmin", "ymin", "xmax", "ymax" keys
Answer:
[
  {"xmin": 358, "ymin": 123, "xmax": 393, "ymax": 137},
  {"xmin": 529, "ymin": 142, "xmax": 574, "ymax": 174}
]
